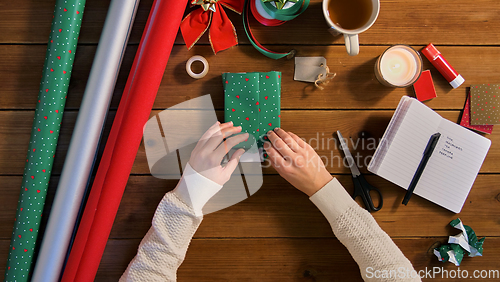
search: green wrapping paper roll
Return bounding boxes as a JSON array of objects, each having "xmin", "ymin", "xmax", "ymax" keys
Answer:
[{"xmin": 4, "ymin": 0, "xmax": 85, "ymax": 281}]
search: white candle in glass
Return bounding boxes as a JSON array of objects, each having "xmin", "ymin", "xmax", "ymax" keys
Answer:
[{"xmin": 375, "ymin": 45, "xmax": 422, "ymax": 87}]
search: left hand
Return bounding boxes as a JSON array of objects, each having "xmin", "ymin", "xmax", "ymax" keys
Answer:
[
  {"xmin": 189, "ymin": 121, "xmax": 249, "ymax": 185},
  {"xmin": 264, "ymin": 128, "xmax": 333, "ymax": 196}
]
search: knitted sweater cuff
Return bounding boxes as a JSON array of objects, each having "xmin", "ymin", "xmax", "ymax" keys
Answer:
[{"xmin": 309, "ymin": 177, "xmax": 358, "ymax": 221}]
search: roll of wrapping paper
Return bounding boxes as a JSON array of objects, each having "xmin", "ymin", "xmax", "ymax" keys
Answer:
[
  {"xmin": 30, "ymin": 1, "xmax": 140, "ymax": 281},
  {"xmin": 4, "ymin": 1, "xmax": 85, "ymax": 281},
  {"xmin": 60, "ymin": 0, "xmax": 188, "ymax": 281},
  {"xmin": 243, "ymin": 0, "xmax": 309, "ymax": 59}
]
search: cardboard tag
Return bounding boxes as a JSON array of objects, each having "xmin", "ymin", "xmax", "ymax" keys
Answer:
[
  {"xmin": 295, "ymin": 56, "xmax": 327, "ymax": 67},
  {"xmin": 294, "ymin": 57, "xmax": 328, "ymax": 83},
  {"xmin": 294, "ymin": 65, "xmax": 327, "ymax": 83}
]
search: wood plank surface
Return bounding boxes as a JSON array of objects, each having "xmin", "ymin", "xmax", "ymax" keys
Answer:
[
  {"xmin": 2, "ymin": 174, "xmax": 499, "ymax": 240},
  {"xmin": 3, "ymin": 238, "xmax": 499, "ymax": 281},
  {"xmin": 1, "ymin": 0, "xmax": 500, "ymax": 46},
  {"xmin": 1, "ymin": 0, "xmax": 500, "ymax": 280},
  {"xmin": 2, "ymin": 110, "xmax": 499, "ymax": 175},
  {"xmin": 2, "ymin": 45, "xmax": 500, "ymax": 110}
]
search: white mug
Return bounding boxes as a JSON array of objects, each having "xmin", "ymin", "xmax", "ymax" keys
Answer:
[{"xmin": 322, "ymin": 0, "xmax": 380, "ymax": 56}]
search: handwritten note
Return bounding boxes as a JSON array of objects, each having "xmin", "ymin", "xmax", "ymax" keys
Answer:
[{"xmin": 370, "ymin": 97, "xmax": 491, "ymax": 213}]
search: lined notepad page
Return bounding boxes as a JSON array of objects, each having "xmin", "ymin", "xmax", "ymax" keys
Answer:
[{"xmin": 375, "ymin": 98, "xmax": 491, "ymax": 213}]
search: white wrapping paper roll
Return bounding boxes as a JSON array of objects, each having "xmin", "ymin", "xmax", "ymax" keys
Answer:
[{"xmin": 31, "ymin": 0, "xmax": 140, "ymax": 281}]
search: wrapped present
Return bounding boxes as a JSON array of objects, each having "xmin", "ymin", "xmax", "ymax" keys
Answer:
[{"xmin": 223, "ymin": 71, "xmax": 281, "ymax": 153}]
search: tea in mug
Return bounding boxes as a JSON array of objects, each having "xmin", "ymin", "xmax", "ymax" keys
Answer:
[{"xmin": 327, "ymin": 0, "xmax": 373, "ymax": 30}]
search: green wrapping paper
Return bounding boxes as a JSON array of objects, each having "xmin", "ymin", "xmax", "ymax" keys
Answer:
[
  {"xmin": 223, "ymin": 71, "xmax": 281, "ymax": 153},
  {"xmin": 434, "ymin": 218, "xmax": 485, "ymax": 266},
  {"xmin": 5, "ymin": 0, "xmax": 85, "ymax": 280}
]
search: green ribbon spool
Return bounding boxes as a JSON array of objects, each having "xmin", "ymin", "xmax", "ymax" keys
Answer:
[
  {"xmin": 243, "ymin": 0, "xmax": 296, "ymax": 59},
  {"xmin": 261, "ymin": 0, "xmax": 309, "ymax": 21}
]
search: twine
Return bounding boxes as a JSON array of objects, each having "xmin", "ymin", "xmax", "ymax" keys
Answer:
[{"xmin": 314, "ymin": 63, "xmax": 336, "ymax": 90}]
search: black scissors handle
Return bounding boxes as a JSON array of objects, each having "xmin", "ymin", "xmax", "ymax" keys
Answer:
[{"xmin": 352, "ymin": 174, "xmax": 383, "ymax": 212}]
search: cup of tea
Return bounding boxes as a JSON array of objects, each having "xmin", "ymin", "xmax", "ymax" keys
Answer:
[{"xmin": 322, "ymin": 0, "xmax": 380, "ymax": 56}]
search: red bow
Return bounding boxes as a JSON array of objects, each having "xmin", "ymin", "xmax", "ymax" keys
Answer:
[{"xmin": 181, "ymin": 0, "xmax": 244, "ymax": 54}]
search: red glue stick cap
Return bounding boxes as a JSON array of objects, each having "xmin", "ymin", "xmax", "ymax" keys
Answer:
[{"xmin": 421, "ymin": 43, "xmax": 441, "ymax": 61}]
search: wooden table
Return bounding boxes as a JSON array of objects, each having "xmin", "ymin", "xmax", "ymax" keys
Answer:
[{"xmin": 1, "ymin": 0, "xmax": 500, "ymax": 281}]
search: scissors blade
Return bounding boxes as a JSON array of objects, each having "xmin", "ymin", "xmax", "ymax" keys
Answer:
[{"xmin": 336, "ymin": 131, "xmax": 361, "ymax": 176}]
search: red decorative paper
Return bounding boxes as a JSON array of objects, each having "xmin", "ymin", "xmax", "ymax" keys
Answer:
[
  {"xmin": 460, "ymin": 93, "xmax": 493, "ymax": 134},
  {"xmin": 60, "ymin": 0, "xmax": 188, "ymax": 280}
]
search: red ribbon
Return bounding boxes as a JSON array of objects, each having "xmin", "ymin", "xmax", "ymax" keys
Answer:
[{"xmin": 181, "ymin": 0, "xmax": 244, "ymax": 54}]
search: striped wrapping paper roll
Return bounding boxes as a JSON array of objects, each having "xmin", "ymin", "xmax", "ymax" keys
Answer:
[{"xmin": 4, "ymin": 0, "xmax": 86, "ymax": 281}]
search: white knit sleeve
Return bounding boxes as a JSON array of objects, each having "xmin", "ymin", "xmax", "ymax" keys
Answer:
[
  {"xmin": 310, "ymin": 178, "xmax": 422, "ymax": 282},
  {"xmin": 120, "ymin": 164, "xmax": 223, "ymax": 281}
]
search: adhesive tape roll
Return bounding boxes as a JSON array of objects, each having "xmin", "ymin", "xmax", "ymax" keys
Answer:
[{"xmin": 186, "ymin": 55, "xmax": 209, "ymax": 79}]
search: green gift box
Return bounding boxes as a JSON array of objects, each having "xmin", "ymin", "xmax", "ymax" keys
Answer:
[{"xmin": 223, "ymin": 71, "xmax": 281, "ymax": 152}]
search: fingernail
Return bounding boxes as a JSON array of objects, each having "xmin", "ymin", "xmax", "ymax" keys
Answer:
[
  {"xmin": 274, "ymin": 127, "xmax": 280, "ymax": 131},
  {"xmin": 267, "ymin": 130, "xmax": 274, "ymax": 134}
]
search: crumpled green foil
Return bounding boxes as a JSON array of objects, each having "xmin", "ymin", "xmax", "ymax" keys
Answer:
[{"xmin": 434, "ymin": 218, "xmax": 485, "ymax": 266}]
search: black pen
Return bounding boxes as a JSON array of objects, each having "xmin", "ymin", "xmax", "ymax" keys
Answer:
[{"xmin": 402, "ymin": 132, "xmax": 441, "ymax": 205}]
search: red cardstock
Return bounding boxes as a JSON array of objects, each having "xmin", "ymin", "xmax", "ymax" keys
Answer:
[{"xmin": 413, "ymin": 70, "xmax": 437, "ymax": 101}]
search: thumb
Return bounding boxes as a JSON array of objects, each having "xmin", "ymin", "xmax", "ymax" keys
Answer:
[{"xmin": 223, "ymin": 148, "xmax": 245, "ymax": 177}]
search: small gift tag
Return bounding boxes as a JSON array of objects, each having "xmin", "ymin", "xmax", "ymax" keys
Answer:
[
  {"xmin": 294, "ymin": 64, "xmax": 327, "ymax": 83},
  {"xmin": 295, "ymin": 56, "xmax": 327, "ymax": 67}
]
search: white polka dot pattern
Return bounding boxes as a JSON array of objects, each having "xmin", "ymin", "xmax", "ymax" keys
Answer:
[
  {"xmin": 5, "ymin": 1, "xmax": 86, "ymax": 280},
  {"xmin": 223, "ymin": 71, "xmax": 282, "ymax": 157}
]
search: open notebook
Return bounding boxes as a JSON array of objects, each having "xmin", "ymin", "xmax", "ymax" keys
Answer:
[{"xmin": 368, "ymin": 96, "xmax": 491, "ymax": 213}]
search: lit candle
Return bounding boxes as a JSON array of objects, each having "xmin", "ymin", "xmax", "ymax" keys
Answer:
[{"xmin": 375, "ymin": 45, "xmax": 423, "ymax": 87}]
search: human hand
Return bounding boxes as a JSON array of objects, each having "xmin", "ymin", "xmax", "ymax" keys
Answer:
[
  {"xmin": 264, "ymin": 128, "xmax": 333, "ymax": 196},
  {"xmin": 189, "ymin": 121, "xmax": 249, "ymax": 185}
]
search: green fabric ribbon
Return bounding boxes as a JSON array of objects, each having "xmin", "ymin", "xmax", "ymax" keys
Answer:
[
  {"xmin": 243, "ymin": 0, "xmax": 296, "ymax": 60},
  {"xmin": 4, "ymin": 1, "xmax": 86, "ymax": 281},
  {"xmin": 262, "ymin": 0, "xmax": 298, "ymax": 10},
  {"xmin": 261, "ymin": 0, "xmax": 309, "ymax": 21},
  {"xmin": 223, "ymin": 72, "xmax": 281, "ymax": 155}
]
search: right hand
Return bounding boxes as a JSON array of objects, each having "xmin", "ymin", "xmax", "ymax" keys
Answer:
[
  {"xmin": 189, "ymin": 121, "xmax": 249, "ymax": 185},
  {"xmin": 264, "ymin": 128, "xmax": 333, "ymax": 197}
]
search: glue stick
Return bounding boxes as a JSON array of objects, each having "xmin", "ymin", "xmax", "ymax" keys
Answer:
[{"xmin": 421, "ymin": 43, "xmax": 464, "ymax": 89}]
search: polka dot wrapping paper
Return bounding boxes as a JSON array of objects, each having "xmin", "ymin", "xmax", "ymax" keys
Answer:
[
  {"xmin": 223, "ymin": 71, "xmax": 281, "ymax": 153},
  {"xmin": 460, "ymin": 92, "xmax": 493, "ymax": 134},
  {"xmin": 4, "ymin": 0, "xmax": 85, "ymax": 281},
  {"xmin": 470, "ymin": 84, "xmax": 500, "ymax": 125}
]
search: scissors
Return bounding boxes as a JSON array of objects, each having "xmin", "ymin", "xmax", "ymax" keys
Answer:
[{"xmin": 336, "ymin": 131, "xmax": 383, "ymax": 212}]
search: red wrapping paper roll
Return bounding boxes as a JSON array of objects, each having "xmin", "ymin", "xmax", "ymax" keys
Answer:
[{"xmin": 60, "ymin": 0, "xmax": 188, "ymax": 280}]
